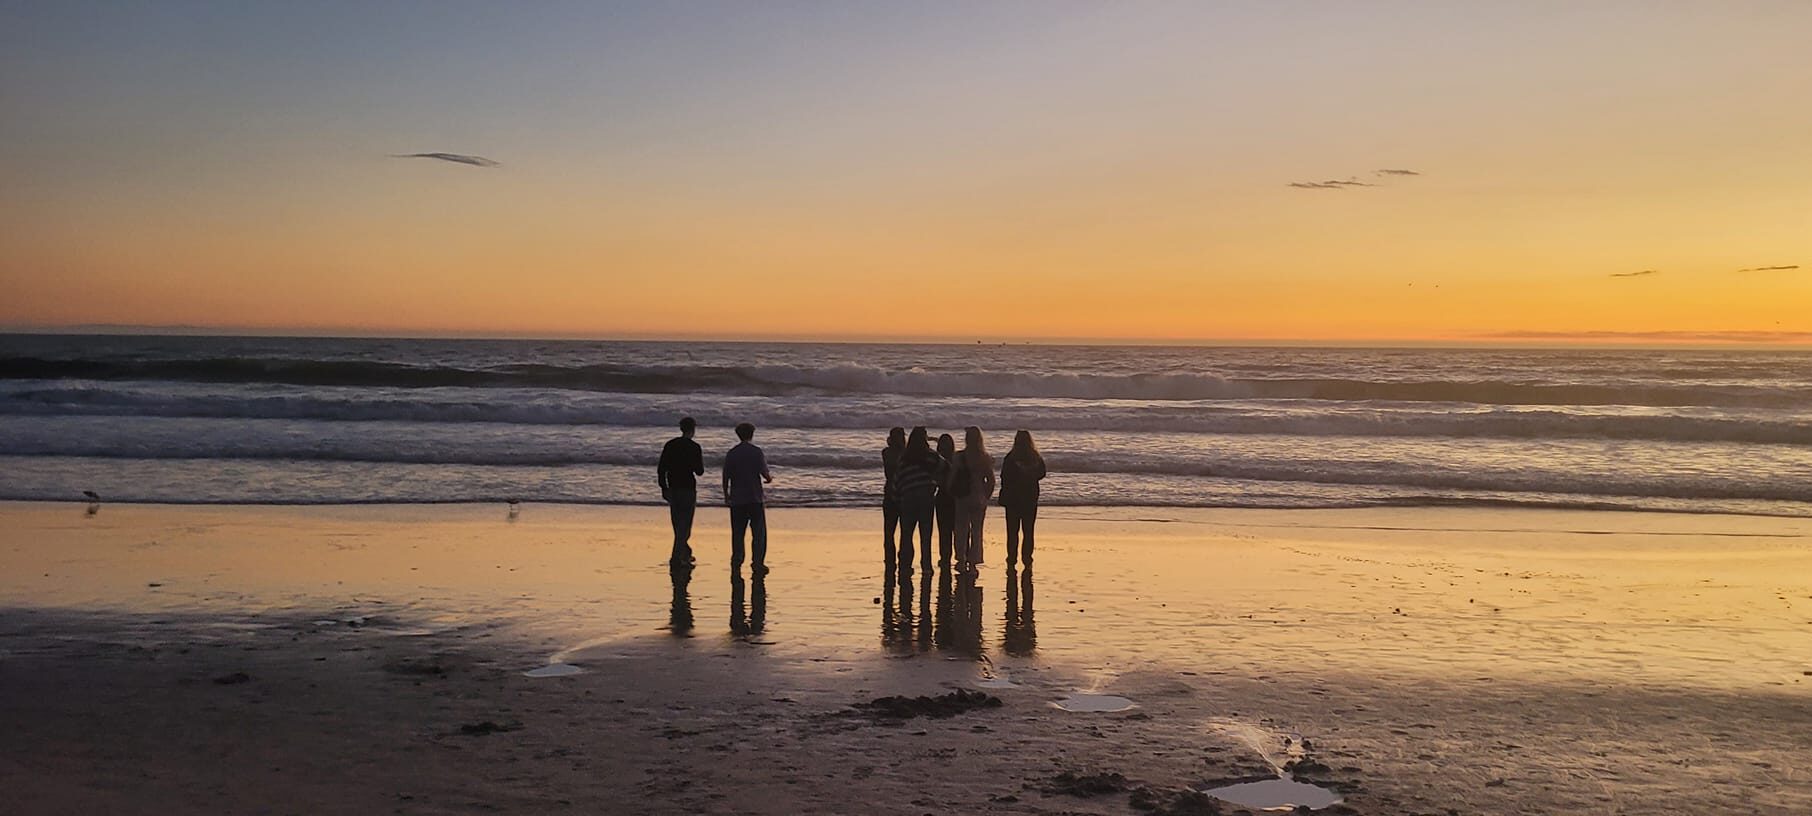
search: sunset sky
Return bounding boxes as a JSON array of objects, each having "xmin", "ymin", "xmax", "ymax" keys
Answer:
[{"xmin": 3, "ymin": 2, "xmax": 1809, "ymax": 343}]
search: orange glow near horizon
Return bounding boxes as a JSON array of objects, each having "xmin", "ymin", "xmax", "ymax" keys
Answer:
[{"xmin": 2, "ymin": 4, "xmax": 1809, "ymax": 345}]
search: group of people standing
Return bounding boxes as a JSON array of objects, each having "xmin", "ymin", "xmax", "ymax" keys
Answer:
[
  {"xmin": 882, "ymin": 426, "xmax": 1047, "ymax": 576},
  {"xmin": 655, "ymin": 418, "xmax": 1048, "ymax": 577}
]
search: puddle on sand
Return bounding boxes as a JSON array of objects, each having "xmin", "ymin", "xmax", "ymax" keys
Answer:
[
  {"xmin": 1200, "ymin": 777, "xmax": 1342, "ymax": 812},
  {"xmin": 1052, "ymin": 692, "xmax": 1135, "ymax": 712},
  {"xmin": 523, "ymin": 663, "xmax": 585, "ymax": 678}
]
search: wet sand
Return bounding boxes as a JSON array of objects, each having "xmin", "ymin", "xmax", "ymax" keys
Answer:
[{"xmin": 3, "ymin": 501, "xmax": 1811, "ymax": 814}]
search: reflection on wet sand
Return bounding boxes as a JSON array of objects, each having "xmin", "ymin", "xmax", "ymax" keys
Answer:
[
  {"xmin": 935, "ymin": 570, "xmax": 985, "ymax": 659},
  {"xmin": 668, "ymin": 566, "xmax": 693, "ymax": 638},
  {"xmin": 1004, "ymin": 567, "xmax": 1035, "ymax": 656},
  {"xmin": 880, "ymin": 570, "xmax": 916, "ymax": 652},
  {"xmin": 729, "ymin": 574, "xmax": 766, "ymax": 637}
]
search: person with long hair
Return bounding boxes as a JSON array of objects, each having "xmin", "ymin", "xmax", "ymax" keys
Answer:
[
  {"xmin": 933, "ymin": 433, "xmax": 959, "ymax": 569},
  {"xmin": 950, "ymin": 426, "xmax": 995, "ymax": 574},
  {"xmin": 998, "ymin": 430, "xmax": 1047, "ymax": 567},
  {"xmin": 881, "ymin": 427, "xmax": 906, "ymax": 567},
  {"xmin": 893, "ymin": 426, "xmax": 945, "ymax": 574}
]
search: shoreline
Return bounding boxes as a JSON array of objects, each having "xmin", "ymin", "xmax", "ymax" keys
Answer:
[{"xmin": 14, "ymin": 496, "xmax": 1812, "ymax": 521}]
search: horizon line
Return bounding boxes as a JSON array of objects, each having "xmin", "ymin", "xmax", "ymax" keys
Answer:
[{"xmin": 5, "ymin": 323, "xmax": 1812, "ymax": 350}]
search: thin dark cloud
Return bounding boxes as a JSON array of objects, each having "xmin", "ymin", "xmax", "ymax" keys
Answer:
[
  {"xmin": 1609, "ymin": 270, "xmax": 1659, "ymax": 278},
  {"xmin": 1287, "ymin": 178, "xmax": 1374, "ymax": 190},
  {"xmin": 391, "ymin": 152, "xmax": 499, "ymax": 167},
  {"xmin": 1290, "ymin": 170, "xmax": 1418, "ymax": 189},
  {"xmin": 1735, "ymin": 264, "xmax": 1799, "ymax": 272}
]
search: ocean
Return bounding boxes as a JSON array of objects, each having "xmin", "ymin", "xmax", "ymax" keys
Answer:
[{"xmin": 3, "ymin": 335, "xmax": 1810, "ymax": 516}]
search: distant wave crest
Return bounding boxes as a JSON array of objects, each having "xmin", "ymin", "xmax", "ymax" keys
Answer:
[{"xmin": 5, "ymin": 356, "xmax": 1809, "ymax": 408}]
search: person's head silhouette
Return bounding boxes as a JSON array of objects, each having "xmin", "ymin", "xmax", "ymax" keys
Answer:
[
  {"xmin": 906, "ymin": 426, "xmax": 931, "ymax": 457},
  {"xmin": 679, "ymin": 417, "xmax": 696, "ymax": 438},
  {"xmin": 735, "ymin": 422, "xmax": 755, "ymax": 442},
  {"xmin": 888, "ymin": 427, "xmax": 906, "ymax": 449}
]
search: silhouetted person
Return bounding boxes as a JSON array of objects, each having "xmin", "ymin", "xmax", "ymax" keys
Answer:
[
  {"xmin": 893, "ymin": 427, "xmax": 945, "ymax": 575},
  {"xmin": 934, "ymin": 433, "xmax": 958, "ymax": 568},
  {"xmin": 658, "ymin": 416, "xmax": 705, "ymax": 567},
  {"xmin": 881, "ymin": 427, "xmax": 905, "ymax": 568},
  {"xmin": 950, "ymin": 426, "xmax": 995, "ymax": 574},
  {"xmin": 669, "ymin": 565, "xmax": 694, "ymax": 638},
  {"xmin": 722, "ymin": 422, "xmax": 773, "ymax": 575},
  {"xmin": 999, "ymin": 429, "xmax": 1047, "ymax": 567},
  {"xmin": 1004, "ymin": 566, "xmax": 1036, "ymax": 656}
]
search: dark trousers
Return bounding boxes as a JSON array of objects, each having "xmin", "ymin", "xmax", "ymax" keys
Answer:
[
  {"xmin": 1005, "ymin": 502, "xmax": 1038, "ymax": 565},
  {"xmin": 730, "ymin": 503, "xmax": 768, "ymax": 568},
  {"xmin": 898, "ymin": 494, "xmax": 934, "ymax": 573},
  {"xmin": 934, "ymin": 498, "xmax": 955, "ymax": 566},
  {"xmin": 882, "ymin": 498, "xmax": 902, "ymax": 561},
  {"xmin": 668, "ymin": 491, "xmax": 696, "ymax": 563}
]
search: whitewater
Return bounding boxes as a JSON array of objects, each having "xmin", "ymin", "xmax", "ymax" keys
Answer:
[{"xmin": 3, "ymin": 335, "xmax": 1810, "ymax": 516}]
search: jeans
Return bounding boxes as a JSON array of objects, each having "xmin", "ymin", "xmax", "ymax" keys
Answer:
[
  {"xmin": 898, "ymin": 493, "xmax": 934, "ymax": 572},
  {"xmin": 952, "ymin": 498, "xmax": 987, "ymax": 566},
  {"xmin": 667, "ymin": 490, "xmax": 696, "ymax": 563},
  {"xmin": 730, "ymin": 503, "xmax": 767, "ymax": 568},
  {"xmin": 1004, "ymin": 501, "xmax": 1038, "ymax": 564}
]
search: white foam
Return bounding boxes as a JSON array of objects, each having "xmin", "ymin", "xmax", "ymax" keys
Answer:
[{"xmin": 523, "ymin": 663, "xmax": 585, "ymax": 678}]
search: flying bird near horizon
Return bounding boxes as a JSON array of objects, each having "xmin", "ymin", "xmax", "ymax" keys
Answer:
[
  {"xmin": 391, "ymin": 152, "xmax": 499, "ymax": 168},
  {"xmin": 1610, "ymin": 270, "xmax": 1660, "ymax": 278}
]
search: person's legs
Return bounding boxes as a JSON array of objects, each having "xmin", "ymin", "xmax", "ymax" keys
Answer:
[
  {"xmin": 949, "ymin": 503, "xmax": 971, "ymax": 569},
  {"xmin": 730, "ymin": 504, "xmax": 750, "ymax": 569},
  {"xmin": 899, "ymin": 496, "xmax": 932, "ymax": 574},
  {"xmin": 669, "ymin": 492, "xmax": 696, "ymax": 565},
  {"xmin": 935, "ymin": 500, "xmax": 955, "ymax": 568},
  {"xmin": 750, "ymin": 504, "xmax": 768, "ymax": 570},
  {"xmin": 1004, "ymin": 505, "xmax": 1022, "ymax": 566},
  {"xmin": 883, "ymin": 499, "xmax": 901, "ymax": 567},
  {"xmin": 914, "ymin": 504, "xmax": 934, "ymax": 571},
  {"xmin": 978, "ymin": 502, "xmax": 991, "ymax": 566},
  {"xmin": 1022, "ymin": 503, "xmax": 1038, "ymax": 565}
]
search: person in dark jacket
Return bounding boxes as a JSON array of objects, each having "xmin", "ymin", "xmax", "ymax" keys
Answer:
[
  {"xmin": 998, "ymin": 430, "xmax": 1047, "ymax": 567},
  {"xmin": 881, "ymin": 427, "xmax": 906, "ymax": 568},
  {"xmin": 893, "ymin": 426, "xmax": 946, "ymax": 574},
  {"xmin": 933, "ymin": 433, "xmax": 959, "ymax": 569},
  {"xmin": 657, "ymin": 416, "xmax": 705, "ymax": 568}
]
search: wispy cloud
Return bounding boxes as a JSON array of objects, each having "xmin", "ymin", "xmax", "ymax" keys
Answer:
[
  {"xmin": 391, "ymin": 152, "xmax": 499, "ymax": 167},
  {"xmin": 1289, "ymin": 169, "xmax": 1419, "ymax": 190},
  {"xmin": 1287, "ymin": 178, "xmax": 1375, "ymax": 190},
  {"xmin": 1735, "ymin": 264, "xmax": 1799, "ymax": 272},
  {"xmin": 1609, "ymin": 269, "xmax": 1660, "ymax": 278}
]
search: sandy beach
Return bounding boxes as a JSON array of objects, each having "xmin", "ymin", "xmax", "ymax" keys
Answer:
[{"xmin": 4, "ymin": 501, "xmax": 1811, "ymax": 814}]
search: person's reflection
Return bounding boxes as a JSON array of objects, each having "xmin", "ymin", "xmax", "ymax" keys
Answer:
[
  {"xmin": 915, "ymin": 571, "xmax": 933, "ymax": 649},
  {"xmin": 880, "ymin": 571, "xmax": 915, "ymax": 652},
  {"xmin": 668, "ymin": 565, "xmax": 694, "ymax": 638},
  {"xmin": 936, "ymin": 570, "xmax": 984, "ymax": 658},
  {"xmin": 731, "ymin": 574, "xmax": 767, "ymax": 637},
  {"xmin": 1004, "ymin": 566, "xmax": 1036, "ymax": 656}
]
